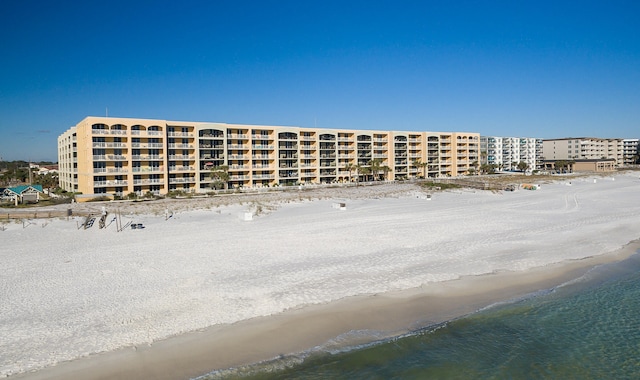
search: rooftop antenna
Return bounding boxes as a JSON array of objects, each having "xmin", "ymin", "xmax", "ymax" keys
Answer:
[{"xmin": 106, "ymin": 107, "xmax": 108, "ymax": 117}]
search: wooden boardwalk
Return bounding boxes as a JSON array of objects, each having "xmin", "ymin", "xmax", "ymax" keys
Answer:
[{"xmin": 0, "ymin": 210, "xmax": 91, "ymax": 220}]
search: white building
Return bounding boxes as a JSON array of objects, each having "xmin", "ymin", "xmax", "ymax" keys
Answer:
[
  {"xmin": 480, "ymin": 136, "xmax": 540, "ymax": 172},
  {"xmin": 622, "ymin": 139, "xmax": 639, "ymax": 166}
]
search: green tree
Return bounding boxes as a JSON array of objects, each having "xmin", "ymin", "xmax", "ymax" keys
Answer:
[
  {"xmin": 368, "ymin": 159, "xmax": 383, "ymax": 181},
  {"xmin": 36, "ymin": 172, "xmax": 59, "ymax": 194},
  {"xmin": 412, "ymin": 159, "xmax": 427, "ymax": 179},
  {"xmin": 358, "ymin": 165, "xmax": 371, "ymax": 183},
  {"xmin": 517, "ymin": 161, "xmax": 529, "ymax": 172},
  {"xmin": 343, "ymin": 162, "xmax": 356, "ymax": 183},
  {"xmin": 210, "ymin": 165, "xmax": 230, "ymax": 190}
]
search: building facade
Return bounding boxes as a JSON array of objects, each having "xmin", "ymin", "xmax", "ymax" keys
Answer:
[
  {"xmin": 622, "ymin": 139, "xmax": 639, "ymax": 166},
  {"xmin": 542, "ymin": 138, "xmax": 624, "ymax": 166},
  {"xmin": 58, "ymin": 117, "xmax": 480, "ymax": 196},
  {"xmin": 480, "ymin": 136, "xmax": 541, "ymax": 172}
]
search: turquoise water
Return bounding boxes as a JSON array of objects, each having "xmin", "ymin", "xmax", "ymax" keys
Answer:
[{"xmin": 205, "ymin": 252, "xmax": 640, "ymax": 380}]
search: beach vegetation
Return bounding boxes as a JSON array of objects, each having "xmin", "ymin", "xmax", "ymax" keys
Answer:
[
  {"xmin": 143, "ymin": 191, "xmax": 157, "ymax": 200},
  {"xmin": 343, "ymin": 162, "xmax": 357, "ymax": 183},
  {"xmin": 517, "ymin": 161, "xmax": 530, "ymax": 172},
  {"xmin": 209, "ymin": 165, "xmax": 230, "ymax": 190},
  {"xmin": 166, "ymin": 190, "xmax": 187, "ymax": 198},
  {"xmin": 480, "ymin": 163, "xmax": 497, "ymax": 174},
  {"xmin": 412, "ymin": 159, "xmax": 428, "ymax": 178},
  {"xmin": 85, "ymin": 196, "xmax": 112, "ymax": 202},
  {"xmin": 420, "ymin": 181, "xmax": 461, "ymax": 190}
]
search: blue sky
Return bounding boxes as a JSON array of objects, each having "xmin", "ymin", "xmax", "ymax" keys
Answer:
[{"xmin": 1, "ymin": 1, "xmax": 639, "ymax": 161}]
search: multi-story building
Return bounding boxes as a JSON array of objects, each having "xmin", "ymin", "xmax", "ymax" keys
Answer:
[
  {"xmin": 58, "ymin": 117, "xmax": 480, "ymax": 196},
  {"xmin": 480, "ymin": 136, "xmax": 540, "ymax": 172},
  {"xmin": 542, "ymin": 138, "xmax": 624, "ymax": 166},
  {"xmin": 622, "ymin": 139, "xmax": 639, "ymax": 166}
]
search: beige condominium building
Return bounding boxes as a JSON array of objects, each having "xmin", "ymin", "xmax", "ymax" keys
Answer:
[
  {"xmin": 542, "ymin": 138, "xmax": 624, "ymax": 166},
  {"xmin": 58, "ymin": 116, "xmax": 479, "ymax": 196}
]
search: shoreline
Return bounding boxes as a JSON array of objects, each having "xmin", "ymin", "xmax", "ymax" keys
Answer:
[{"xmin": 14, "ymin": 239, "xmax": 640, "ymax": 380}]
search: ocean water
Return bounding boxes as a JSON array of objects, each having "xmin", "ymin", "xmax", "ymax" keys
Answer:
[{"xmin": 204, "ymin": 252, "xmax": 640, "ymax": 380}]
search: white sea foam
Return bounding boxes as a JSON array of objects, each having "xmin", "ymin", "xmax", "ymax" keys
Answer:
[{"xmin": 2, "ymin": 174, "xmax": 640, "ymax": 376}]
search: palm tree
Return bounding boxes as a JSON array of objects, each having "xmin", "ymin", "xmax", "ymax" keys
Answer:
[
  {"xmin": 412, "ymin": 159, "xmax": 427, "ymax": 179},
  {"xmin": 210, "ymin": 165, "xmax": 229, "ymax": 190},
  {"xmin": 368, "ymin": 159, "xmax": 383, "ymax": 181},
  {"xmin": 36, "ymin": 172, "xmax": 59, "ymax": 195},
  {"xmin": 554, "ymin": 160, "xmax": 568, "ymax": 173},
  {"xmin": 358, "ymin": 165, "xmax": 371, "ymax": 183},
  {"xmin": 471, "ymin": 160, "xmax": 479, "ymax": 175},
  {"xmin": 381, "ymin": 164, "xmax": 392, "ymax": 181},
  {"xmin": 343, "ymin": 162, "xmax": 356, "ymax": 184},
  {"xmin": 517, "ymin": 161, "xmax": 529, "ymax": 172}
]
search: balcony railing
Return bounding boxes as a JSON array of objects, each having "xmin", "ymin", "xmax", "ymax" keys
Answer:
[
  {"xmin": 134, "ymin": 178, "xmax": 165, "ymax": 185},
  {"xmin": 169, "ymin": 166, "xmax": 195, "ymax": 172},
  {"xmin": 107, "ymin": 168, "xmax": 128, "ymax": 173},
  {"xmin": 168, "ymin": 155, "xmax": 194, "ymax": 160},
  {"xmin": 167, "ymin": 132, "xmax": 194, "ymax": 137},
  {"xmin": 252, "ymin": 174, "xmax": 275, "ymax": 179},
  {"xmin": 132, "ymin": 167, "xmax": 163, "ymax": 172},
  {"xmin": 94, "ymin": 180, "xmax": 129, "ymax": 187},
  {"xmin": 168, "ymin": 177, "xmax": 195, "ymax": 184}
]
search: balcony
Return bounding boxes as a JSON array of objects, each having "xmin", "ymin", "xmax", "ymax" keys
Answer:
[
  {"xmin": 169, "ymin": 166, "xmax": 195, "ymax": 172},
  {"xmin": 167, "ymin": 132, "xmax": 194, "ymax": 137},
  {"xmin": 94, "ymin": 180, "xmax": 129, "ymax": 187},
  {"xmin": 107, "ymin": 168, "xmax": 129, "ymax": 173},
  {"xmin": 168, "ymin": 177, "xmax": 196, "ymax": 184},
  {"xmin": 168, "ymin": 155, "xmax": 194, "ymax": 160},
  {"xmin": 252, "ymin": 174, "xmax": 275, "ymax": 179},
  {"xmin": 134, "ymin": 178, "xmax": 165, "ymax": 185},
  {"xmin": 131, "ymin": 155, "xmax": 163, "ymax": 161}
]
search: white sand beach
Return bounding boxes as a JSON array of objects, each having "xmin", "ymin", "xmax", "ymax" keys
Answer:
[{"xmin": 2, "ymin": 173, "xmax": 640, "ymax": 379}]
